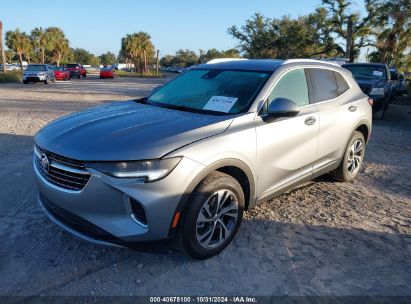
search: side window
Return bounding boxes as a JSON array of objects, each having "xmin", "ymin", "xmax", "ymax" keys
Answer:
[
  {"xmin": 309, "ymin": 68, "xmax": 339, "ymax": 102},
  {"xmin": 334, "ymin": 72, "xmax": 349, "ymax": 95},
  {"xmin": 268, "ymin": 69, "xmax": 309, "ymax": 107}
]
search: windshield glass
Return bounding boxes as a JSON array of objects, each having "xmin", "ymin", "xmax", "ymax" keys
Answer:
[
  {"xmin": 66, "ymin": 64, "xmax": 78, "ymax": 68},
  {"xmin": 53, "ymin": 66, "xmax": 63, "ymax": 71},
  {"xmin": 27, "ymin": 65, "xmax": 46, "ymax": 71},
  {"xmin": 147, "ymin": 69, "xmax": 271, "ymax": 114},
  {"xmin": 344, "ymin": 65, "xmax": 386, "ymax": 80}
]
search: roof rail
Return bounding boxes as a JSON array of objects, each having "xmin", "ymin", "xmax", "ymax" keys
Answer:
[
  {"xmin": 206, "ymin": 58, "xmax": 248, "ymax": 64},
  {"xmin": 284, "ymin": 58, "xmax": 340, "ymax": 67}
]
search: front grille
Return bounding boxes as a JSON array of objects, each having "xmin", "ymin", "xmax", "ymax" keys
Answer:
[
  {"xmin": 41, "ymin": 194, "xmax": 119, "ymax": 242},
  {"xmin": 34, "ymin": 145, "xmax": 91, "ymax": 191}
]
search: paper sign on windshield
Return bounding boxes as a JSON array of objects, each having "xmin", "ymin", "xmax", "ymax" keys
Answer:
[
  {"xmin": 373, "ymin": 71, "xmax": 383, "ymax": 77},
  {"xmin": 203, "ymin": 96, "xmax": 238, "ymax": 113}
]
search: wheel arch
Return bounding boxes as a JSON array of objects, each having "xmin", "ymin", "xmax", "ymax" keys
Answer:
[{"xmin": 168, "ymin": 158, "xmax": 256, "ymax": 236}]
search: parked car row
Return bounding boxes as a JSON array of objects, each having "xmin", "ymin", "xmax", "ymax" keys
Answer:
[
  {"xmin": 342, "ymin": 63, "xmax": 409, "ymax": 120},
  {"xmin": 160, "ymin": 66, "xmax": 193, "ymax": 73},
  {"xmin": 21, "ymin": 64, "xmax": 120, "ymax": 84}
]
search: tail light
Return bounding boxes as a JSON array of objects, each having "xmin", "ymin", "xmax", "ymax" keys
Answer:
[{"xmin": 367, "ymin": 98, "xmax": 374, "ymax": 106}]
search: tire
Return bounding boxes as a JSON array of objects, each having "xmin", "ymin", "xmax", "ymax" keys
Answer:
[
  {"xmin": 178, "ymin": 172, "xmax": 244, "ymax": 259},
  {"xmin": 23, "ymin": 80, "xmax": 28, "ymax": 84},
  {"xmin": 330, "ymin": 131, "xmax": 365, "ymax": 182},
  {"xmin": 373, "ymin": 107, "xmax": 385, "ymax": 120},
  {"xmin": 44, "ymin": 77, "xmax": 49, "ymax": 84},
  {"xmin": 77, "ymin": 75, "xmax": 81, "ymax": 79}
]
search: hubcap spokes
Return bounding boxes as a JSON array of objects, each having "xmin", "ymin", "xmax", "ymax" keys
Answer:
[
  {"xmin": 347, "ymin": 139, "xmax": 363, "ymax": 174},
  {"xmin": 196, "ymin": 189, "xmax": 239, "ymax": 249}
]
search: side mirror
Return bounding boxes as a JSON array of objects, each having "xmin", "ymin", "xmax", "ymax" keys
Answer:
[
  {"xmin": 265, "ymin": 98, "xmax": 300, "ymax": 119},
  {"xmin": 151, "ymin": 85, "xmax": 162, "ymax": 95}
]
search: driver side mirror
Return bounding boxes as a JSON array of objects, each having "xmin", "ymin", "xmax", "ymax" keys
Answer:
[{"xmin": 263, "ymin": 98, "xmax": 300, "ymax": 121}]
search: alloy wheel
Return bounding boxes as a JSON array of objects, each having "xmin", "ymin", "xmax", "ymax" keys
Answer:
[
  {"xmin": 347, "ymin": 139, "xmax": 363, "ymax": 174},
  {"xmin": 195, "ymin": 189, "xmax": 239, "ymax": 249}
]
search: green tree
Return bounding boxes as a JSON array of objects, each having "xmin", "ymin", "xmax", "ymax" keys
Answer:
[
  {"xmin": 160, "ymin": 55, "xmax": 174, "ymax": 66},
  {"xmin": 120, "ymin": 32, "xmax": 155, "ymax": 72},
  {"xmin": 31, "ymin": 27, "xmax": 50, "ymax": 64},
  {"xmin": 99, "ymin": 51, "xmax": 117, "ymax": 66},
  {"xmin": 199, "ymin": 48, "xmax": 241, "ymax": 63},
  {"xmin": 321, "ymin": 0, "xmax": 379, "ymax": 62},
  {"xmin": 5, "ymin": 49, "xmax": 15, "ymax": 63},
  {"xmin": 5, "ymin": 29, "xmax": 31, "ymax": 67},
  {"xmin": 228, "ymin": 12, "xmax": 340, "ymax": 59},
  {"xmin": 72, "ymin": 48, "xmax": 94, "ymax": 65},
  {"xmin": 372, "ymin": 0, "xmax": 411, "ymax": 65},
  {"xmin": 172, "ymin": 49, "xmax": 198, "ymax": 67},
  {"xmin": 46, "ymin": 27, "xmax": 70, "ymax": 66}
]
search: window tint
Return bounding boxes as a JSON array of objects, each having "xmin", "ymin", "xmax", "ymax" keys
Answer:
[
  {"xmin": 335, "ymin": 72, "xmax": 349, "ymax": 95},
  {"xmin": 309, "ymin": 69, "xmax": 339, "ymax": 102},
  {"xmin": 268, "ymin": 69, "xmax": 309, "ymax": 107}
]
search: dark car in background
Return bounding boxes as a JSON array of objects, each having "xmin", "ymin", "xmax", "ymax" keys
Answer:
[
  {"xmin": 65, "ymin": 64, "xmax": 87, "ymax": 79},
  {"xmin": 343, "ymin": 63, "xmax": 394, "ymax": 119}
]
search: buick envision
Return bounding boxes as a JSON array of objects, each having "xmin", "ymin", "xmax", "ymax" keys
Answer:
[{"xmin": 34, "ymin": 59, "xmax": 372, "ymax": 259}]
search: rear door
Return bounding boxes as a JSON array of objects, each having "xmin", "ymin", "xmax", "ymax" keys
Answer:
[
  {"xmin": 254, "ymin": 68, "xmax": 319, "ymax": 199},
  {"xmin": 307, "ymin": 68, "xmax": 363, "ymax": 173}
]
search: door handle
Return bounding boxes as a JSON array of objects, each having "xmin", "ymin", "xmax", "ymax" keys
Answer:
[
  {"xmin": 348, "ymin": 105, "xmax": 357, "ymax": 112},
  {"xmin": 304, "ymin": 116, "xmax": 316, "ymax": 126}
]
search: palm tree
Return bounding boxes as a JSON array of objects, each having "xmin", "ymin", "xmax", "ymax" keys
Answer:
[
  {"xmin": 46, "ymin": 27, "xmax": 70, "ymax": 66},
  {"xmin": 0, "ymin": 21, "xmax": 7, "ymax": 72},
  {"xmin": 121, "ymin": 32, "xmax": 155, "ymax": 73},
  {"xmin": 31, "ymin": 27, "xmax": 49, "ymax": 64},
  {"xmin": 5, "ymin": 29, "xmax": 30, "ymax": 68},
  {"xmin": 375, "ymin": 0, "xmax": 411, "ymax": 63}
]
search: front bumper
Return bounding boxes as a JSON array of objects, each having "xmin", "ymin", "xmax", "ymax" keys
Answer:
[
  {"xmin": 23, "ymin": 75, "xmax": 46, "ymax": 82},
  {"xmin": 34, "ymin": 154, "xmax": 203, "ymax": 245}
]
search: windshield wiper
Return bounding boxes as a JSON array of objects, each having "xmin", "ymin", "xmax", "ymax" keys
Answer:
[{"xmin": 155, "ymin": 103, "xmax": 226, "ymax": 116}]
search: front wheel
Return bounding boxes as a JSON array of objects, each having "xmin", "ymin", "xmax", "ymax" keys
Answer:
[
  {"xmin": 330, "ymin": 131, "xmax": 365, "ymax": 182},
  {"xmin": 44, "ymin": 77, "xmax": 49, "ymax": 84},
  {"xmin": 179, "ymin": 172, "xmax": 244, "ymax": 259}
]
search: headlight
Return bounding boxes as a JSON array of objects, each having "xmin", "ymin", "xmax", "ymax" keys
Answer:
[
  {"xmin": 86, "ymin": 157, "xmax": 182, "ymax": 182},
  {"xmin": 38, "ymin": 72, "xmax": 45, "ymax": 76},
  {"xmin": 370, "ymin": 87, "xmax": 385, "ymax": 95}
]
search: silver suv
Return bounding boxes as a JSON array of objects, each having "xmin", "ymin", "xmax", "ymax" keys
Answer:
[
  {"xmin": 33, "ymin": 59, "xmax": 372, "ymax": 259},
  {"xmin": 23, "ymin": 64, "xmax": 55, "ymax": 84}
]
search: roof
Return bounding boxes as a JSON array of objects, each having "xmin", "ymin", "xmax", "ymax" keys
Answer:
[
  {"xmin": 196, "ymin": 58, "xmax": 342, "ymax": 72},
  {"xmin": 197, "ymin": 59, "xmax": 285, "ymax": 71},
  {"xmin": 343, "ymin": 63, "xmax": 387, "ymax": 67}
]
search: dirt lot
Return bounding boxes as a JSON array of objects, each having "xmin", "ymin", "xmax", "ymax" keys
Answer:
[{"xmin": 0, "ymin": 75, "xmax": 410, "ymax": 297}]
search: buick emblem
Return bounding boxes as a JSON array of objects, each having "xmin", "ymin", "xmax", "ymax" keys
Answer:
[{"xmin": 41, "ymin": 154, "xmax": 50, "ymax": 172}]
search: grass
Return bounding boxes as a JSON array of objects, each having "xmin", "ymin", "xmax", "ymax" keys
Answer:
[
  {"xmin": 115, "ymin": 69, "xmax": 162, "ymax": 78},
  {"xmin": 0, "ymin": 70, "xmax": 22, "ymax": 83}
]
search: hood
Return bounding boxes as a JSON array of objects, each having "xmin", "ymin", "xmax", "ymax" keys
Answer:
[{"xmin": 35, "ymin": 101, "xmax": 233, "ymax": 161}]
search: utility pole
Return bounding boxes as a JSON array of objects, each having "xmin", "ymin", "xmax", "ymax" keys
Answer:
[
  {"xmin": 156, "ymin": 50, "xmax": 159, "ymax": 76},
  {"xmin": 0, "ymin": 21, "xmax": 7, "ymax": 72}
]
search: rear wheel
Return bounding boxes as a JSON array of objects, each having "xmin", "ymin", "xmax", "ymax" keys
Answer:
[
  {"xmin": 179, "ymin": 172, "xmax": 244, "ymax": 259},
  {"xmin": 330, "ymin": 131, "xmax": 365, "ymax": 182}
]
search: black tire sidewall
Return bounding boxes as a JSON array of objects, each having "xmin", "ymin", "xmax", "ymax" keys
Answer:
[{"xmin": 180, "ymin": 173, "xmax": 245, "ymax": 259}]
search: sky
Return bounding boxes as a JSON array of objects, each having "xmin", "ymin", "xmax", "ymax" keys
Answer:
[{"xmin": 1, "ymin": 0, "xmax": 366, "ymax": 58}]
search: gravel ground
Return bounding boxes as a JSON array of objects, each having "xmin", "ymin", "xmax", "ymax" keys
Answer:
[{"xmin": 0, "ymin": 75, "xmax": 410, "ymax": 297}]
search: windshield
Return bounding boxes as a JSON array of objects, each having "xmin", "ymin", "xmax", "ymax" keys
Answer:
[
  {"xmin": 27, "ymin": 65, "xmax": 46, "ymax": 71},
  {"xmin": 53, "ymin": 66, "xmax": 63, "ymax": 71},
  {"xmin": 66, "ymin": 64, "xmax": 78, "ymax": 68},
  {"xmin": 344, "ymin": 65, "xmax": 386, "ymax": 80},
  {"xmin": 147, "ymin": 69, "xmax": 271, "ymax": 114}
]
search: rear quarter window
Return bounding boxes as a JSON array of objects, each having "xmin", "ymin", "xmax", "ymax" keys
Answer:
[
  {"xmin": 309, "ymin": 68, "xmax": 339, "ymax": 102},
  {"xmin": 334, "ymin": 72, "xmax": 350, "ymax": 95}
]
